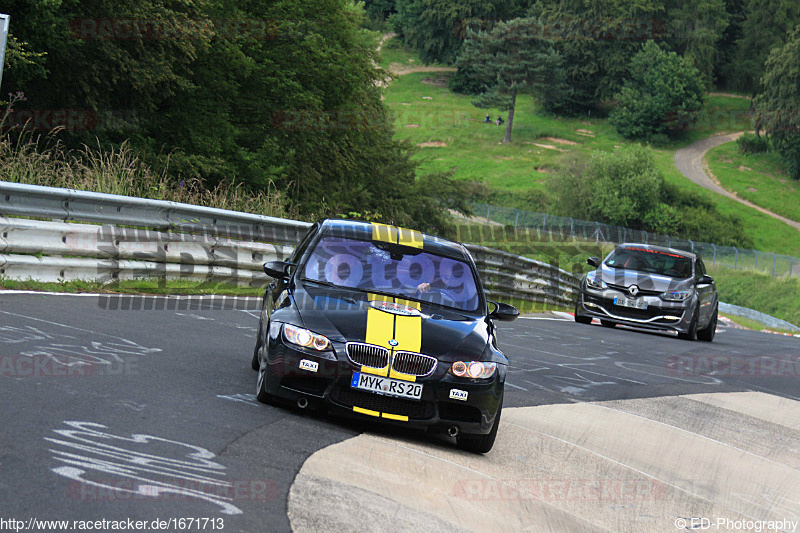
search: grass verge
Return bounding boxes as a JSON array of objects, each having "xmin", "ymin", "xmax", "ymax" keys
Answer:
[
  {"xmin": 705, "ymin": 143, "xmax": 799, "ymax": 223},
  {"xmin": 0, "ymin": 277, "xmax": 264, "ymax": 297}
]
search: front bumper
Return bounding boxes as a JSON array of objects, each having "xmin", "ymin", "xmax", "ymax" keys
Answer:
[
  {"xmin": 260, "ymin": 337, "xmax": 503, "ymax": 435},
  {"xmin": 577, "ymin": 289, "xmax": 693, "ymax": 333}
]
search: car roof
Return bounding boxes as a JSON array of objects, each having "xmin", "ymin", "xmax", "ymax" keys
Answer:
[
  {"xmin": 318, "ymin": 219, "xmax": 471, "ymax": 261},
  {"xmin": 617, "ymin": 243, "xmax": 697, "ymax": 260}
]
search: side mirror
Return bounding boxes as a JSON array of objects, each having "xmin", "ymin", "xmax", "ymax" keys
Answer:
[
  {"xmin": 698, "ymin": 274, "xmax": 714, "ymax": 285},
  {"xmin": 587, "ymin": 257, "xmax": 600, "ymax": 268},
  {"xmin": 488, "ymin": 301, "xmax": 519, "ymax": 322},
  {"xmin": 263, "ymin": 261, "xmax": 291, "ymax": 279}
]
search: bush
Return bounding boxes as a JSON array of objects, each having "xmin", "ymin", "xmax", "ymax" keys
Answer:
[
  {"xmin": 736, "ymin": 133, "xmax": 770, "ymax": 155},
  {"xmin": 610, "ymin": 41, "xmax": 705, "ymax": 140},
  {"xmin": 549, "ymin": 145, "xmax": 662, "ymax": 228}
]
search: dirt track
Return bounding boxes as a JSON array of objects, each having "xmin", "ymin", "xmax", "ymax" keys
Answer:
[{"xmin": 674, "ymin": 133, "xmax": 800, "ymax": 231}]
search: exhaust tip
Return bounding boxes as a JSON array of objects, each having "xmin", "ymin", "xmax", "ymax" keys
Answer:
[
  {"xmin": 447, "ymin": 426, "xmax": 460, "ymax": 438},
  {"xmin": 297, "ymin": 397, "xmax": 309, "ymax": 409}
]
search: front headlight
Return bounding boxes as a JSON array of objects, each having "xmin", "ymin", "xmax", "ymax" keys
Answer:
[
  {"xmin": 660, "ymin": 290, "xmax": 692, "ymax": 302},
  {"xmin": 449, "ymin": 361, "xmax": 497, "ymax": 379},
  {"xmin": 585, "ymin": 271, "xmax": 607, "ymax": 290},
  {"xmin": 283, "ymin": 324, "xmax": 332, "ymax": 351}
]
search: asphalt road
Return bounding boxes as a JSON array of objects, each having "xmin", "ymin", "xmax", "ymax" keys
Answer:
[{"xmin": 1, "ymin": 293, "xmax": 798, "ymax": 531}]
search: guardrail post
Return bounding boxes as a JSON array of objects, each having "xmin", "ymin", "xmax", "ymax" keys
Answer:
[
  {"xmin": 734, "ymin": 248, "xmax": 738, "ymax": 270},
  {"xmin": 486, "ymin": 205, "xmax": 490, "ymax": 223},
  {"xmin": 772, "ymin": 253, "xmax": 776, "ymax": 277},
  {"xmin": 711, "ymin": 244, "xmax": 717, "ymax": 266},
  {"xmin": 754, "ymin": 250, "xmax": 758, "ymax": 270},
  {"xmin": 689, "ymin": 240, "xmax": 694, "ymax": 252},
  {"xmin": 569, "ymin": 217, "xmax": 573, "ymax": 237},
  {"xmin": 643, "ymin": 231, "xmax": 647, "ymax": 244},
  {"xmin": 542, "ymin": 213, "xmax": 546, "ymax": 232},
  {"xmin": 514, "ymin": 209, "xmax": 519, "ymax": 230},
  {"xmin": 791, "ymin": 256, "xmax": 795, "ymax": 276}
]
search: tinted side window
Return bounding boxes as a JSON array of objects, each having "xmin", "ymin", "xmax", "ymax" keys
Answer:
[{"xmin": 695, "ymin": 259, "xmax": 706, "ymax": 279}]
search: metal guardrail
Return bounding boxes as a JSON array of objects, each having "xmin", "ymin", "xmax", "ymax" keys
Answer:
[
  {"xmin": 0, "ymin": 181, "xmax": 311, "ymax": 244},
  {"xmin": 719, "ymin": 303, "xmax": 800, "ymax": 332},
  {"xmin": 0, "ymin": 182, "xmax": 576, "ymax": 305},
  {"xmin": 0, "ymin": 217, "xmax": 294, "ymax": 285},
  {"xmin": 465, "ymin": 244, "xmax": 579, "ymax": 307},
  {"xmin": 1, "ymin": 181, "xmax": 796, "ymax": 327}
]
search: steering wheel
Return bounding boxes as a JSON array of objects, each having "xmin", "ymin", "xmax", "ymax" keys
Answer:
[{"xmin": 423, "ymin": 287, "xmax": 458, "ymax": 307}]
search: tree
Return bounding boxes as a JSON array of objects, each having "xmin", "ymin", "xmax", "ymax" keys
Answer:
[
  {"xmin": 754, "ymin": 26, "xmax": 800, "ymax": 179},
  {"xmin": 391, "ymin": 0, "xmax": 518, "ymax": 65},
  {"xmin": 609, "ymin": 41, "xmax": 705, "ymax": 140},
  {"xmin": 666, "ymin": 0, "xmax": 729, "ymax": 88},
  {"xmin": 528, "ymin": 0, "xmax": 666, "ymax": 115},
  {"xmin": 730, "ymin": 0, "xmax": 800, "ymax": 95},
  {"xmin": 714, "ymin": 0, "xmax": 747, "ymax": 88},
  {"xmin": 2, "ymin": 0, "xmax": 471, "ymax": 230},
  {"xmin": 455, "ymin": 17, "xmax": 563, "ymax": 143}
]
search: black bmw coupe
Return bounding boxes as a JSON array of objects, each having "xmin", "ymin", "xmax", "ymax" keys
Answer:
[
  {"xmin": 251, "ymin": 219, "xmax": 518, "ymax": 453},
  {"xmin": 575, "ymin": 243, "xmax": 718, "ymax": 341}
]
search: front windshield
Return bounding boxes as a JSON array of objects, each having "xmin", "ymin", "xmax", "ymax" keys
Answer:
[
  {"xmin": 605, "ymin": 247, "xmax": 693, "ymax": 278},
  {"xmin": 301, "ymin": 236, "xmax": 481, "ymax": 312}
]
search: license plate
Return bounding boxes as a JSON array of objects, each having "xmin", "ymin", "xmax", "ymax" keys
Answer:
[
  {"xmin": 613, "ymin": 297, "xmax": 648, "ymax": 310},
  {"xmin": 351, "ymin": 372, "xmax": 423, "ymax": 401}
]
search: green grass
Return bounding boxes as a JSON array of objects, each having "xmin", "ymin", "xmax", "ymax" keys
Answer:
[
  {"xmin": 708, "ymin": 267, "xmax": 800, "ymax": 327},
  {"xmin": 378, "ymin": 37, "xmax": 800, "ymax": 256},
  {"xmin": 651, "ymin": 150, "xmax": 800, "ymax": 256},
  {"xmin": 706, "ymin": 143, "xmax": 800, "ymax": 223},
  {"xmin": 0, "ymin": 277, "xmax": 264, "ymax": 297}
]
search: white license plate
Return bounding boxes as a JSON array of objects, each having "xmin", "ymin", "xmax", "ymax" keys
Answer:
[
  {"xmin": 351, "ymin": 372, "xmax": 423, "ymax": 401},
  {"xmin": 613, "ymin": 297, "xmax": 648, "ymax": 310}
]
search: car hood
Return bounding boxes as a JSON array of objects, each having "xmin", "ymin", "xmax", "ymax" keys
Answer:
[
  {"xmin": 291, "ymin": 281, "xmax": 490, "ymax": 360},
  {"xmin": 595, "ymin": 264, "xmax": 693, "ymax": 292}
]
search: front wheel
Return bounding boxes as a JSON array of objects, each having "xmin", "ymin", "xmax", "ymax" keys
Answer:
[
  {"xmin": 574, "ymin": 298, "xmax": 591, "ymax": 324},
  {"xmin": 697, "ymin": 304, "xmax": 718, "ymax": 342},
  {"xmin": 256, "ymin": 346, "xmax": 278, "ymax": 405},
  {"xmin": 457, "ymin": 398, "xmax": 502, "ymax": 454},
  {"xmin": 678, "ymin": 307, "xmax": 699, "ymax": 341}
]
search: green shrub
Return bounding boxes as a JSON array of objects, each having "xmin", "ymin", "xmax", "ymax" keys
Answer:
[{"xmin": 736, "ymin": 133, "xmax": 770, "ymax": 155}]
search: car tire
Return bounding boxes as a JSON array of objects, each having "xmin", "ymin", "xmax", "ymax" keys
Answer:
[
  {"xmin": 678, "ymin": 307, "xmax": 699, "ymax": 341},
  {"xmin": 698, "ymin": 304, "xmax": 718, "ymax": 342},
  {"xmin": 574, "ymin": 299, "xmax": 592, "ymax": 324},
  {"xmin": 251, "ymin": 340, "xmax": 261, "ymax": 370},
  {"xmin": 600, "ymin": 320, "xmax": 615, "ymax": 328},
  {"xmin": 456, "ymin": 398, "xmax": 502, "ymax": 454},
  {"xmin": 256, "ymin": 346, "xmax": 278, "ymax": 405}
]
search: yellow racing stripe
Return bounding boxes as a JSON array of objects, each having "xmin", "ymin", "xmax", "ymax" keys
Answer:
[
  {"xmin": 361, "ymin": 365, "xmax": 390, "ymax": 377},
  {"xmin": 353, "ymin": 406, "xmax": 380, "ymax": 417},
  {"xmin": 371, "ymin": 223, "xmax": 398, "ymax": 244},
  {"xmin": 397, "ymin": 226, "xmax": 424, "ymax": 248}
]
